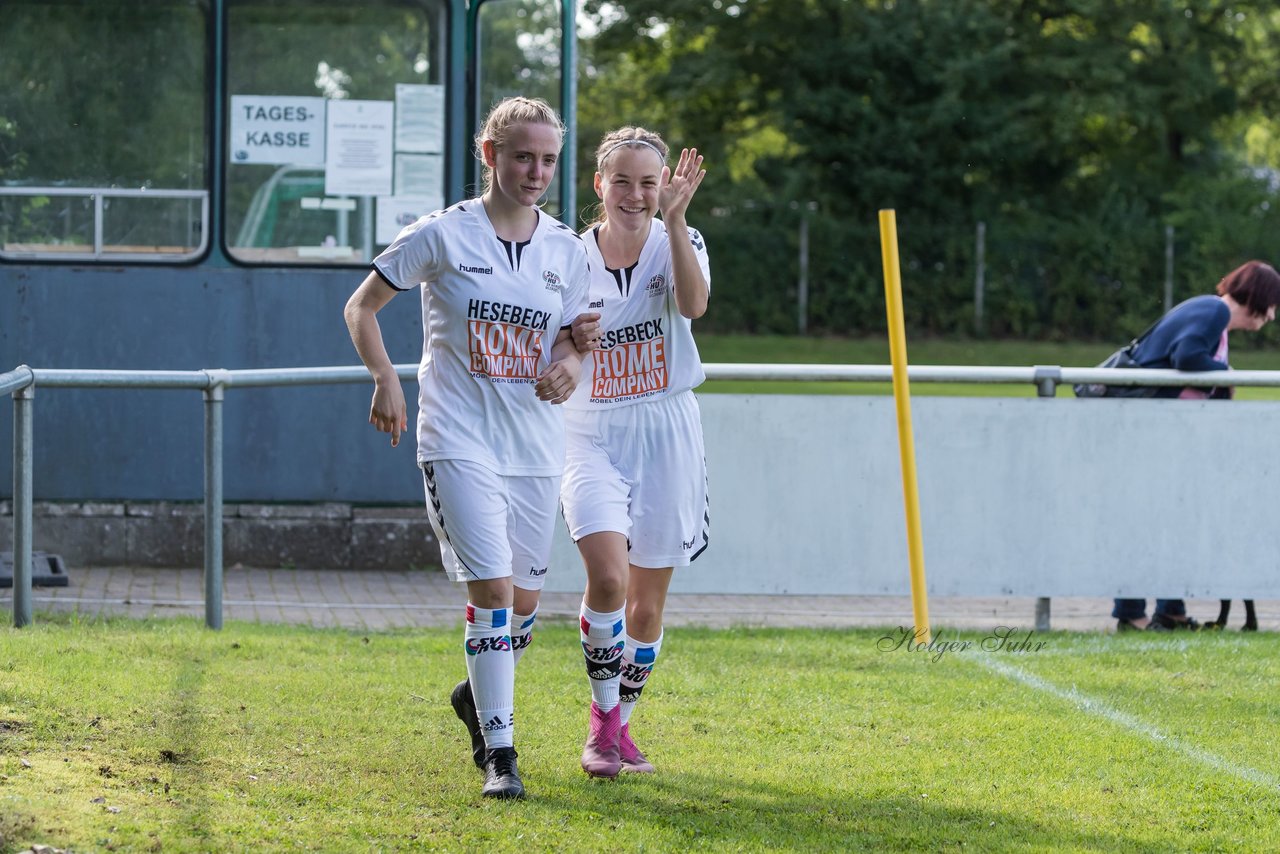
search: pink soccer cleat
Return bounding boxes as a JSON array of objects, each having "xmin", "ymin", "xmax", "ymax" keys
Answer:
[
  {"xmin": 618, "ymin": 723, "xmax": 655, "ymax": 774},
  {"xmin": 580, "ymin": 702, "xmax": 622, "ymax": 778}
]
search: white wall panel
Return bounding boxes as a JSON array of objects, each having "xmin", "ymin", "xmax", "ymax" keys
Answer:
[{"xmin": 546, "ymin": 395, "xmax": 1280, "ymax": 599}]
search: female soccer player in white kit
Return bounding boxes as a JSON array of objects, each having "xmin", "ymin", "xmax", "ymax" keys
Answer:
[
  {"xmin": 563, "ymin": 127, "xmax": 710, "ymax": 778},
  {"xmin": 344, "ymin": 97, "xmax": 589, "ymax": 800}
]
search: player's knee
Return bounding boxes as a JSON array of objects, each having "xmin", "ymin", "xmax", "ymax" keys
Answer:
[
  {"xmin": 586, "ymin": 569, "xmax": 628, "ymax": 607},
  {"xmin": 512, "ymin": 586, "xmax": 541, "ymax": 616},
  {"xmin": 627, "ymin": 602, "xmax": 663, "ymax": 637},
  {"xmin": 467, "ymin": 577, "xmax": 513, "ymax": 610}
]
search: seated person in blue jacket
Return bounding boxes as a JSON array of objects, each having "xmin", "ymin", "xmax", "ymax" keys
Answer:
[{"xmin": 1114, "ymin": 260, "xmax": 1280, "ymax": 631}]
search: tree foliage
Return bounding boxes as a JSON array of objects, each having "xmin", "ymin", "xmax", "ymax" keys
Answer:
[
  {"xmin": 580, "ymin": 0, "xmax": 1280, "ymax": 339},
  {"xmin": 0, "ymin": 1, "xmax": 207, "ymax": 188}
]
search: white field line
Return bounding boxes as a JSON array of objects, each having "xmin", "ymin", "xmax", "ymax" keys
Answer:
[
  {"xmin": 1021, "ymin": 636, "xmax": 1259, "ymax": 657},
  {"xmin": 977, "ymin": 656, "xmax": 1280, "ymax": 792}
]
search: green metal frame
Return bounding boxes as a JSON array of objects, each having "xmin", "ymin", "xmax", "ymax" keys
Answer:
[
  {"xmin": 209, "ymin": 0, "xmax": 576, "ymax": 266},
  {"xmin": 464, "ymin": 0, "xmax": 577, "ymax": 225}
]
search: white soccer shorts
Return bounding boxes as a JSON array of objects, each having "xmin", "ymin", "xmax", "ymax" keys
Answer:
[
  {"xmin": 421, "ymin": 459, "xmax": 560, "ymax": 589},
  {"xmin": 561, "ymin": 390, "xmax": 709, "ymax": 568}
]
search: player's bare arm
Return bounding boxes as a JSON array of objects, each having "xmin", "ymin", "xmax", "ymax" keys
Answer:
[
  {"xmin": 344, "ymin": 271, "xmax": 409, "ymax": 447},
  {"xmin": 659, "ymin": 147, "xmax": 709, "ymax": 319},
  {"xmin": 535, "ymin": 328, "xmax": 584, "ymax": 404}
]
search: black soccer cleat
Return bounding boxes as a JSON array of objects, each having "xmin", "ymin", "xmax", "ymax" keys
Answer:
[
  {"xmin": 481, "ymin": 746, "xmax": 525, "ymax": 800},
  {"xmin": 450, "ymin": 679, "xmax": 486, "ymax": 769}
]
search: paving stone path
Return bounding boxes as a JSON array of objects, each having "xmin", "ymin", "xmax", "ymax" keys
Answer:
[{"xmin": 6, "ymin": 566, "xmax": 1273, "ymax": 633}]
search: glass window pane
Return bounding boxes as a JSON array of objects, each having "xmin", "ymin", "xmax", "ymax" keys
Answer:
[
  {"xmin": 0, "ymin": 0, "xmax": 209, "ymax": 261},
  {"xmin": 0, "ymin": 195, "xmax": 94, "ymax": 258},
  {"xmin": 226, "ymin": 0, "xmax": 445, "ymax": 266},
  {"xmin": 102, "ymin": 195, "xmax": 207, "ymax": 257},
  {"xmin": 476, "ymin": 0, "xmax": 564, "ymax": 217}
]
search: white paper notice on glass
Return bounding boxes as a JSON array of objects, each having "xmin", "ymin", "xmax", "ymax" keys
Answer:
[
  {"xmin": 229, "ymin": 95, "xmax": 326, "ymax": 165},
  {"xmin": 394, "ymin": 153, "xmax": 444, "ymax": 197},
  {"xmin": 376, "ymin": 195, "xmax": 445, "ymax": 246},
  {"xmin": 395, "ymin": 84, "xmax": 444, "ymax": 153},
  {"xmin": 324, "ymin": 100, "xmax": 394, "ymax": 197}
]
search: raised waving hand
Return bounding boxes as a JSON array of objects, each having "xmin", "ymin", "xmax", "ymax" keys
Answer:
[{"xmin": 658, "ymin": 148, "xmax": 706, "ymax": 224}]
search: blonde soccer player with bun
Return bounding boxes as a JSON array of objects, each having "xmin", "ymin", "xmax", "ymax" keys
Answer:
[
  {"xmin": 345, "ymin": 96, "xmax": 589, "ymax": 800},
  {"xmin": 563, "ymin": 127, "xmax": 711, "ymax": 778}
]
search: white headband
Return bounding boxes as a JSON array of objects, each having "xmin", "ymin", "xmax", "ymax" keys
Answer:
[{"xmin": 601, "ymin": 139, "xmax": 665, "ymax": 164}]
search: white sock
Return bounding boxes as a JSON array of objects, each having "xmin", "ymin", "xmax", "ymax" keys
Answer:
[
  {"xmin": 511, "ymin": 607, "xmax": 537, "ymax": 667},
  {"xmin": 464, "ymin": 603, "xmax": 514, "ymax": 750},
  {"xmin": 579, "ymin": 602, "xmax": 626, "ymax": 712},
  {"xmin": 619, "ymin": 631, "xmax": 663, "ymax": 726}
]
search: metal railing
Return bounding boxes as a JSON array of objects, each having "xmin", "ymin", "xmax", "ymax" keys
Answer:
[
  {"xmin": 0, "ymin": 186, "xmax": 209, "ymax": 262},
  {"xmin": 7, "ymin": 361, "xmax": 1280, "ymax": 629}
]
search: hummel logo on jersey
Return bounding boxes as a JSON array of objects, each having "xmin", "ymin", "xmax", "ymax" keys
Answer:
[
  {"xmin": 588, "ymin": 298, "xmax": 604, "ymax": 309},
  {"xmin": 543, "ymin": 270, "xmax": 562, "ymax": 291},
  {"xmin": 481, "ymin": 715, "xmax": 508, "ymax": 733},
  {"xmin": 528, "ymin": 565, "xmax": 547, "ymax": 577},
  {"xmin": 466, "ymin": 635, "xmax": 512, "ymax": 655},
  {"xmin": 459, "ymin": 263, "xmax": 493, "ymax": 275},
  {"xmin": 682, "ymin": 537, "xmax": 696, "ymax": 550}
]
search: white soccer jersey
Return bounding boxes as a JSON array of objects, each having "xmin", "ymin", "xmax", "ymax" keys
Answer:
[
  {"xmin": 373, "ymin": 200, "xmax": 590, "ymax": 476},
  {"xmin": 564, "ymin": 218, "xmax": 710, "ymax": 410}
]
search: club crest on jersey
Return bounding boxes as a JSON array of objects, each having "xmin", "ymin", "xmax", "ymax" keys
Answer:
[
  {"xmin": 543, "ymin": 270, "xmax": 562, "ymax": 291},
  {"xmin": 646, "ymin": 274, "xmax": 666, "ymax": 297}
]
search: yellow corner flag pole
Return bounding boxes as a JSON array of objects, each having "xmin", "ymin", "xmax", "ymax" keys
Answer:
[{"xmin": 878, "ymin": 209, "xmax": 931, "ymax": 644}]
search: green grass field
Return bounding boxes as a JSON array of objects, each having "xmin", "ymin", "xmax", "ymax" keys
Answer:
[
  {"xmin": 2, "ymin": 617, "xmax": 1277, "ymax": 852},
  {"xmin": 696, "ymin": 334, "xmax": 1280, "ymax": 399}
]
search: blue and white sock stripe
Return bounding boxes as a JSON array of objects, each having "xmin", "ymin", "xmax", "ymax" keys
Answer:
[
  {"xmin": 580, "ymin": 615, "xmax": 625, "ymax": 638},
  {"xmin": 465, "ymin": 604, "xmax": 509, "ymax": 628},
  {"xmin": 634, "ymin": 645, "xmax": 657, "ymax": 664}
]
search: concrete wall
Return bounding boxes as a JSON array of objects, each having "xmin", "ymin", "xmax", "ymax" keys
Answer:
[
  {"xmin": 0, "ymin": 500, "xmax": 438, "ymax": 572},
  {"xmin": 5, "ymin": 391, "xmax": 1280, "ymax": 598},
  {"xmin": 545, "ymin": 395, "xmax": 1280, "ymax": 600}
]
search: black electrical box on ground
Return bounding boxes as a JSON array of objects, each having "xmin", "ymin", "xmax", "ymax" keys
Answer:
[{"xmin": 0, "ymin": 551, "xmax": 70, "ymax": 588}]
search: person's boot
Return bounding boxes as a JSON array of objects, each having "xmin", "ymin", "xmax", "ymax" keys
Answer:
[
  {"xmin": 1209, "ymin": 599, "xmax": 1231, "ymax": 630},
  {"xmin": 618, "ymin": 723, "xmax": 654, "ymax": 774},
  {"xmin": 580, "ymin": 702, "xmax": 622, "ymax": 778},
  {"xmin": 449, "ymin": 679, "xmax": 486, "ymax": 769},
  {"xmin": 1243, "ymin": 599, "xmax": 1258, "ymax": 631},
  {"xmin": 480, "ymin": 746, "xmax": 525, "ymax": 800}
]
